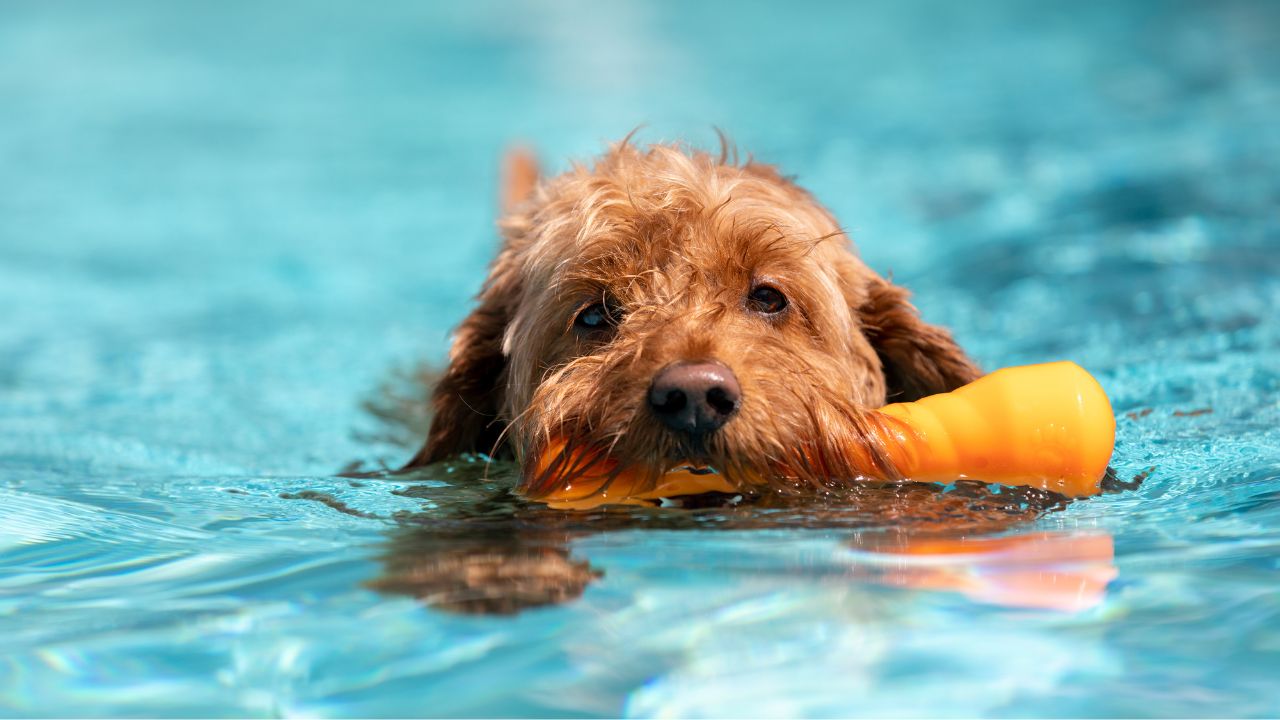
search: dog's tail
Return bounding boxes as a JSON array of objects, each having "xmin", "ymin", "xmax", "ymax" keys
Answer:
[{"xmin": 501, "ymin": 146, "xmax": 539, "ymax": 212}]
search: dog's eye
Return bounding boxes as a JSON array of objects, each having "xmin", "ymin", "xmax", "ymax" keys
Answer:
[
  {"xmin": 746, "ymin": 285, "xmax": 788, "ymax": 315},
  {"xmin": 574, "ymin": 302, "xmax": 620, "ymax": 332}
]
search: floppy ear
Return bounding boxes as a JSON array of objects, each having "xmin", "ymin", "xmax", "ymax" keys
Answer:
[
  {"xmin": 404, "ymin": 259, "xmax": 520, "ymax": 467},
  {"xmin": 405, "ymin": 149, "xmax": 538, "ymax": 467},
  {"xmin": 859, "ymin": 278, "xmax": 982, "ymax": 402}
]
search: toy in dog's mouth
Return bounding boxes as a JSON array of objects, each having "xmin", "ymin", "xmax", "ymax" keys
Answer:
[
  {"xmin": 673, "ymin": 464, "xmax": 719, "ymax": 476},
  {"xmin": 520, "ymin": 438, "xmax": 742, "ymax": 509},
  {"xmin": 518, "ymin": 362, "xmax": 1118, "ymax": 510}
]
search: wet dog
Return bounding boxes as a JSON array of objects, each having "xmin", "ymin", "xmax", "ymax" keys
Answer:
[
  {"xmin": 367, "ymin": 139, "xmax": 1128, "ymax": 615},
  {"xmin": 406, "ymin": 139, "xmax": 980, "ymax": 497}
]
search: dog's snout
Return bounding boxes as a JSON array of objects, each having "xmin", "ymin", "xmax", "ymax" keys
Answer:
[{"xmin": 648, "ymin": 361, "xmax": 741, "ymax": 435}]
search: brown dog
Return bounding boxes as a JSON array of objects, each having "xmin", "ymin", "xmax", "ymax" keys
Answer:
[{"xmin": 406, "ymin": 139, "xmax": 980, "ymax": 497}]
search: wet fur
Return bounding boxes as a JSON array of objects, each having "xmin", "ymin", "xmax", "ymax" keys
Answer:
[{"xmin": 406, "ymin": 139, "xmax": 980, "ymax": 495}]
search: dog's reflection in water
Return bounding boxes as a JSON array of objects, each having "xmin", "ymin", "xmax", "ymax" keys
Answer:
[
  {"xmin": 366, "ymin": 462, "xmax": 1116, "ymax": 615},
  {"xmin": 369, "ymin": 525, "xmax": 600, "ymax": 615}
]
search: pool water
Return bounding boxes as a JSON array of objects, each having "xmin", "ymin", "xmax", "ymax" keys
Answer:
[{"xmin": 3, "ymin": 1, "xmax": 1279, "ymax": 716}]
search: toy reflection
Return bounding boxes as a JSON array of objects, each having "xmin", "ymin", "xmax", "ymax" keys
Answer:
[{"xmin": 847, "ymin": 531, "xmax": 1115, "ymax": 612}]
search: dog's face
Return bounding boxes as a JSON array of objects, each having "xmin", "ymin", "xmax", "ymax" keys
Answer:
[{"xmin": 411, "ymin": 143, "xmax": 979, "ymax": 495}]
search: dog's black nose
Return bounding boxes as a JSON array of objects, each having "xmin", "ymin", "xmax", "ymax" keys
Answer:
[{"xmin": 648, "ymin": 361, "xmax": 741, "ymax": 435}]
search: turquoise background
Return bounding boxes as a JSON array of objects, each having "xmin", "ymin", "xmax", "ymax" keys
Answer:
[{"xmin": 2, "ymin": 1, "xmax": 1278, "ymax": 716}]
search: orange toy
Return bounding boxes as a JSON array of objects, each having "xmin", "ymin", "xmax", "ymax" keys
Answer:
[
  {"xmin": 874, "ymin": 361, "xmax": 1115, "ymax": 497},
  {"xmin": 528, "ymin": 361, "xmax": 1115, "ymax": 509},
  {"xmin": 526, "ymin": 447, "xmax": 739, "ymax": 510}
]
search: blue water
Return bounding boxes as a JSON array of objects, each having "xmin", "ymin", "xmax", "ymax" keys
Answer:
[{"xmin": 3, "ymin": 1, "xmax": 1279, "ymax": 716}]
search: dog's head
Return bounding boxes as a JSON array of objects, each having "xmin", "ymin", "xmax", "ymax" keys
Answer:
[{"xmin": 411, "ymin": 141, "xmax": 979, "ymax": 495}]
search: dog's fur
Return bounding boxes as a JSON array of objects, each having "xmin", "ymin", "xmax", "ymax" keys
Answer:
[{"xmin": 406, "ymin": 139, "xmax": 980, "ymax": 495}]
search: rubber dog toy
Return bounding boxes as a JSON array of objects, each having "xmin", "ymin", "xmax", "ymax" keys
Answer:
[{"xmin": 527, "ymin": 361, "xmax": 1115, "ymax": 509}]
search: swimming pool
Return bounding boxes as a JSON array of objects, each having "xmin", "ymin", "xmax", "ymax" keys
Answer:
[{"xmin": 2, "ymin": 0, "xmax": 1278, "ymax": 716}]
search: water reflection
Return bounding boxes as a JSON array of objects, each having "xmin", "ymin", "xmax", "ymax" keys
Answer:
[
  {"xmin": 847, "ymin": 532, "xmax": 1116, "ymax": 612},
  {"xmin": 368, "ymin": 462, "xmax": 1116, "ymax": 615},
  {"xmin": 369, "ymin": 529, "xmax": 600, "ymax": 615}
]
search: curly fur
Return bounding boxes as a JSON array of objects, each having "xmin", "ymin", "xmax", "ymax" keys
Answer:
[{"xmin": 406, "ymin": 139, "xmax": 980, "ymax": 495}]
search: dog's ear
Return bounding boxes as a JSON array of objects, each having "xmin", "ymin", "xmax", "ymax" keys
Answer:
[
  {"xmin": 500, "ymin": 146, "xmax": 539, "ymax": 212},
  {"xmin": 405, "ymin": 150, "xmax": 538, "ymax": 467},
  {"xmin": 859, "ymin": 278, "xmax": 982, "ymax": 403},
  {"xmin": 405, "ymin": 257, "xmax": 519, "ymax": 467}
]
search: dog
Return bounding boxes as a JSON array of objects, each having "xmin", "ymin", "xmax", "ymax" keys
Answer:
[
  {"xmin": 405, "ymin": 138, "xmax": 981, "ymax": 499},
  {"xmin": 363, "ymin": 138, "xmax": 1127, "ymax": 614}
]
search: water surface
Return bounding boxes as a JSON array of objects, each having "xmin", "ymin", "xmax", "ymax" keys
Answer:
[{"xmin": 2, "ymin": 1, "xmax": 1279, "ymax": 716}]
